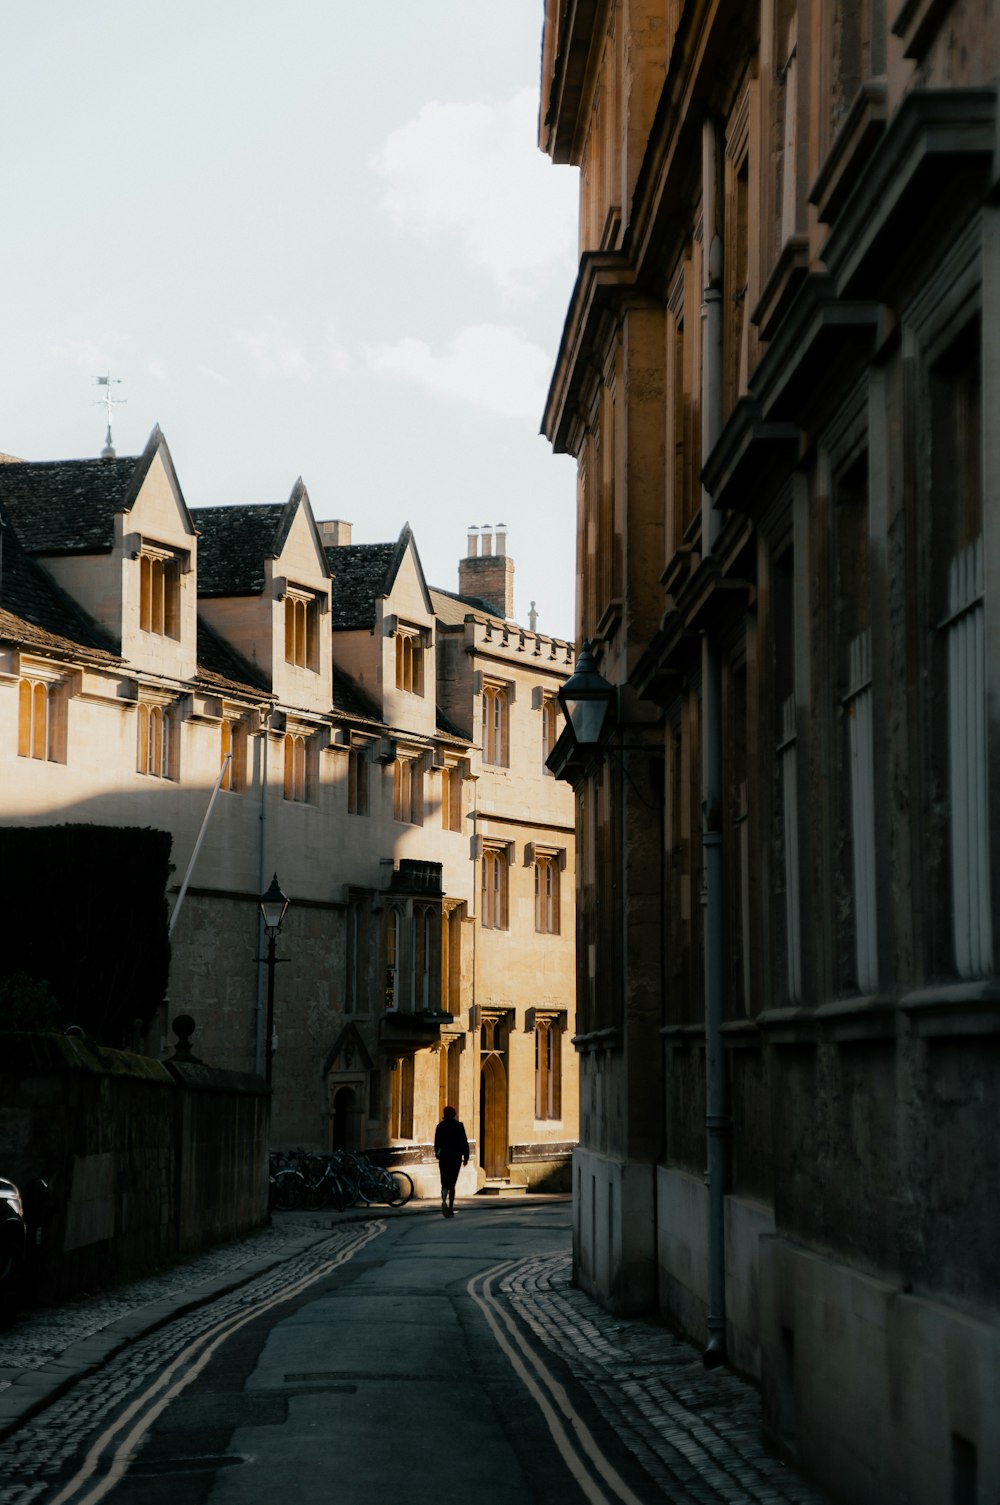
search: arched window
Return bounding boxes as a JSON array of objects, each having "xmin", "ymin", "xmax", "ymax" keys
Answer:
[
  {"xmin": 482, "ymin": 846, "xmax": 509, "ymax": 930},
  {"xmin": 413, "ymin": 904, "xmax": 435, "ymax": 1011},
  {"xmin": 284, "ymin": 592, "xmax": 318, "ymax": 669},
  {"xmin": 137, "ymin": 703, "xmax": 171, "ymax": 778},
  {"xmin": 534, "ymin": 854, "xmax": 560, "ymax": 934},
  {"xmin": 220, "ymin": 718, "xmax": 246, "ymax": 792},
  {"xmin": 482, "ymin": 683, "xmax": 510, "ymax": 766},
  {"xmin": 395, "ymin": 630, "xmax": 424, "ymax": 695},
  {"xmin": 283, "ymin": 733, "xmax": 308, "ymax": 802},
  {"xmin": 535, "ymin": 1016, "xmax": 563, "ymax": 1120},
  {"xmin": 384, "ymin": 907, "xmax": 401, "ymax": 1010},
  {"xmin": 17, "ymin": 677, "xmax": 61, "ymax": 762},
  {"xmin": 541, "ymin": 696, "xmax": 559, "ymax": 769},
  {"xmin": 139, "ymin": 552, "xmax": 181, "ymax": 638}
]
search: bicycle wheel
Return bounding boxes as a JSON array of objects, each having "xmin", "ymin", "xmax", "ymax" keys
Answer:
[
  {"xmin": 271, "ymin": 1169, "xmax": 307, "ymax": 1211},
  {"xmin": 327, "ymin": 1170, "xmax": 357, "ymax": 1211},
  {"xmin": 355, "ymin": 1168, "xmax": 391, "ymax": 1205},
  {"xmin": 388, "ymin": 1170, "xmax": 414, "ymax": 1206}
]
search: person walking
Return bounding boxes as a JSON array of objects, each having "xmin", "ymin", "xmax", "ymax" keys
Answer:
[{"xmin": 434, "ymin": 1105, "xmax": 469, "ymax": 1216}]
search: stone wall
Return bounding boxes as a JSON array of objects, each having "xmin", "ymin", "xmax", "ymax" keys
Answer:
[{"xmin": 0, "ymin": 1033, "xmax": 269, "ymax": 1302}]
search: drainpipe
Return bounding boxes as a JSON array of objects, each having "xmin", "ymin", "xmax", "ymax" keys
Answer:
[
  {"xmin": 254, "ymin": 712, "xmax": 272, "ymax": 1076},
  {"xmin": 701, "ymin": 115, "xmax": 728, "ymax": 1368}
]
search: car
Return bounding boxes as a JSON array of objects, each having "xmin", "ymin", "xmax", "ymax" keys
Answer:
[{"xmin": 0, "ymin": 1177, "xmax": 26, "ymax": 1312}]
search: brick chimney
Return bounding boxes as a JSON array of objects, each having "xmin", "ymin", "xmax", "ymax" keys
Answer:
[{"xmin": 458, "ymin": 523, "xmax": 514, "ymax": 619}]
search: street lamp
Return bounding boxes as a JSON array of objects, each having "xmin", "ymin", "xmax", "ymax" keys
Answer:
[
  {"xmin": 258, "ymin": 873, "xmax": 289, "ymax": 1087},
  {"xmin": 557, "ymin": 640, "xmax": 617, "ymax": 748}
]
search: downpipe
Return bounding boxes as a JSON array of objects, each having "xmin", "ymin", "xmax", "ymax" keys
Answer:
[{"xmin": 701, "ymin": 115, "xmax": 729, "ymax": 1369}]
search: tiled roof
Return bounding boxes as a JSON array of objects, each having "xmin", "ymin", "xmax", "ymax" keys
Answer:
[
  {"xmin": 0, "ymin": 456, "xmax": 137, "ymax": 555},
  {"xmin": 193, "ymin": 504, "xmax": 287, "ymax": 597},
  {"xmin": 326, "ymin": 542, "xmax": 399, "ymax": 628},
  {"xmin": 0, "ymin": 507, "xmax": 120, "ymax": 659},
  {"xmin": 428, "ymin": 585, "xmax": 503, "ymax": 626},
  {"xmin": 195, "ymin": 618, "xmax": 270, "ymax": 696}
]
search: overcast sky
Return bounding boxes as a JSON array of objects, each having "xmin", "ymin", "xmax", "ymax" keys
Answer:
[{"xmin": 0, "ymin": 2, "xmax": 580, "ymax": 641}]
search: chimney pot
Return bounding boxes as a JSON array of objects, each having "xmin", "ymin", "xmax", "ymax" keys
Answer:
[
  {"xmin": 482, "ymin": 524, "xmax": 493, "ymax": 557},
  {"xmin": 467, "ymin": 525, "xmax": 479, "ymax": 558}
]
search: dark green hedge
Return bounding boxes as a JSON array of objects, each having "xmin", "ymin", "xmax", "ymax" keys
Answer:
[{"xmin": 0, "ymin": 824, "xmax": 171, "ymax": 1045}]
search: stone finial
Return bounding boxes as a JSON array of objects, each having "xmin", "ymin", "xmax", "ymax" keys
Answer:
[{"xmin": 170, "ymin": 1014, "xmax": 203, "ymax": 1064}]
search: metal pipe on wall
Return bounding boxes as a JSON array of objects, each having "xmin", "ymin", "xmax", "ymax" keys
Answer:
[{"xmin": 701, "ymin": 114, "xmax": 728, "ymax": 1368}]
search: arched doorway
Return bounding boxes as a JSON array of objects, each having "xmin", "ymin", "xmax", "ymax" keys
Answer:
[
  {"xmin": 479, "ymin": 1053, "xmax": 508, "ymax": 1180},
  {"xmin": 331, "ymin": 1086, "xmax": 358, "ymax": 1151}
]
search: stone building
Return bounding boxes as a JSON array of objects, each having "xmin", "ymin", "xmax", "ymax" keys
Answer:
[
  {"xmin": 0, "ymin": 427, "xmax": 577, "ymax": 1196},
  {"xmin": 538, "ymin": 1, "xmax": 999, "ymax": 1501}
]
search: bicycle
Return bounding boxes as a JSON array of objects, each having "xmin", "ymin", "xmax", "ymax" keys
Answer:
[{"xmin": 355, "ymin": 1163, "xmax": 414, "ymax": 1207}]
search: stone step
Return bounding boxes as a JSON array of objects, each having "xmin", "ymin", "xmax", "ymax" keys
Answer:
[{"xmin": 477, "ymin": 1180, "xmax": 528, "ymax": 1196}]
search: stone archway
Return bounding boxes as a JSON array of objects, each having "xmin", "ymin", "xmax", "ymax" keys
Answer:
[{"xmin": 479, "ymin": 1053, "xmax": 508, "ymax": 1180}]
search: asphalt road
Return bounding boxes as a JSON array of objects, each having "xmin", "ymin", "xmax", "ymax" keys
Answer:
[{"xmin": 21, "ymin": 1200, "xmax": 656, "ymax": 1505}]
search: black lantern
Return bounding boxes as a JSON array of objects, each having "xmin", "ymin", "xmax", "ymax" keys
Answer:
[
  {"xmin": 558, "ymin": 641, "xmax": 617, "ymax": 748},
  {"xmin": 258, "ymin": 873, "xmax": 289, "ymax": 937}
]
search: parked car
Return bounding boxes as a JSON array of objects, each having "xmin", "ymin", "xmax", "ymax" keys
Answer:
[{"xmin": 0, "ymin": 1177, "xmax": 26, "ymax": 1312}]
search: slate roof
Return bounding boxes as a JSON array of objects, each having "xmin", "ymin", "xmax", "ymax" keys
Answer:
[
  {"xmin": 0, "ymin": 507, "xmax": 120, "ymax": 662},
  {"xmin": 193, "ymin": 504, "xmax": 287, "ymax": 597},
  {"xmin": 428, "ymin": 585, "xmax": 504, "ymax": 626},
  {"xmin": 0, "ymin": 456, "xmax": 138, "ymax": 555},
  {"xmin": 195, "ymin": 618, "xmax": 270, "ymax": 697},
  {"xmin": 326, "ymin": 542, "xmax": 400, "ymax": 629}
]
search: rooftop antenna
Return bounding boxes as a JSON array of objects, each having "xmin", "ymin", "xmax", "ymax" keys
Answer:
[{"xmin": 94, "ymin": 373, "xmax": 125, "ymax": 458}]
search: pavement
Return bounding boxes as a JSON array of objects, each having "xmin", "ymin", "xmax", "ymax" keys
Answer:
[{"xmin": 0, "ymin": 1197, "xmax": 832, "ymax": 1504}]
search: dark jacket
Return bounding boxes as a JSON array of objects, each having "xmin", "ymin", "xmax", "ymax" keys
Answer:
[{"xmin": 434, "ymin": 1117, "xmax": 469, "ymax": 1163}]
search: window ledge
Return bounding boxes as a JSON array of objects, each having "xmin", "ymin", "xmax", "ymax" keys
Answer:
[
  {"xmin": 901, "ymin": 981, "xmax": 1000, "ymax": 1037},
  {"xmin": 814, "ymin": 994, "xmax": 896, "ymax": 1042},
  {"xmin": 572, "ymin": 1026, "xmax": 623, "ymax": 1052},
  {"xmin": 809, "ymin": 78, "xmax": 888, "ymax": 226},
  {"xmin": 659, "ymin": 1023, "xmax": 705, "ymax": 1042}
]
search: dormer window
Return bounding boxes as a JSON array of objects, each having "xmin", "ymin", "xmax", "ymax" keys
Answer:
[
  {"xmin": 139, "ymin": 548, "xmax": 181, "ymax": 638},
  {"xmin": 284, "ymin": 588, "xmax": 320, "ymax": 670}
]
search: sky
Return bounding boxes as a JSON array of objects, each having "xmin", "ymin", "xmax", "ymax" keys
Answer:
[{"xmin": 0, "ymin": 2, "xmax": 581, "ymax": 642}]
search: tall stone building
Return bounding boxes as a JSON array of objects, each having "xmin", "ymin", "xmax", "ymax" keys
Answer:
[
  {"xmin": 539, "ymin": 1, "xmax": 999, "ymax": 1501},
  {"xmin": 0, "ymin": 428, "xmax": 577, "ymax": 1196}
]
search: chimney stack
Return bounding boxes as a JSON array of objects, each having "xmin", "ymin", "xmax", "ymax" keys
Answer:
[
  {"xmin": 459, "ymin": 523, "xmax": 515, "ymax": 619},
  {"xmin": 316, "ymin": 519, "xmax": 353, "ymax": 547}
]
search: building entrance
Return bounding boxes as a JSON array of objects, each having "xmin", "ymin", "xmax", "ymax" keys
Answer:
[{"xmin": 479, "ymin": 1053, "xmax": 508, "ymax": 1179}]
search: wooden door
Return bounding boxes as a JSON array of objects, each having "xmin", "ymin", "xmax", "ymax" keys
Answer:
[{"xmin": 479, "ymin": 1054, "xmax": 508, "ymax": 1179}]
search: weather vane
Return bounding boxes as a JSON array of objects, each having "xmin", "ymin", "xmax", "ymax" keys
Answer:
[{"xmin": 94, "ymin": 373, "xmax": 126, "ymax": 458}]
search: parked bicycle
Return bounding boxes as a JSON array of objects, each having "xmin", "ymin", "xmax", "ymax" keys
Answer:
[{"xmin": 268, "ymin": 1148, "xmax": 413, "ymax": 1211}]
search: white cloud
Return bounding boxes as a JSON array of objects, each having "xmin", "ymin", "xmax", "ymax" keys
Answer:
[
  {"xmin": 368, "ymin": 324, "xmax": 550, "ymax": 419},
  {"xmin": 147, "ymin": 358, "xmax": 168, "ymax": 380},
  {"xmin": 50, "ymin": 338, "xmax": 125, "ymax": 373},
  {"xmin": 232, "ymin": 318, "xmax": 311, "ymax": 380},
  {"xmin": 373, "ymin": 90, "xmax": 577, "ymax": 295}
]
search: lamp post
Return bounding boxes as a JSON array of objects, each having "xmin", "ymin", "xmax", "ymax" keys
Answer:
[{"xmin": 258, "ymin": 873, "xmax": 289, "ymax": 1088}]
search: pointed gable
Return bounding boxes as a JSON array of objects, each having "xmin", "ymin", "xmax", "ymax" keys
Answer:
[
  {"xmin": 0, "ymin": 426, "xmax": 193, "ymax": 557},
  {"xmin": 194, "ymin": 478, "xmax": 330, "ymax": 600},
  {"xmin": 193, "ymin": 503, "xmax": 287, "ymax": 596},
  {"xmin": 326, "ymin": 524, "xmax": 432, "ymax": 629}
]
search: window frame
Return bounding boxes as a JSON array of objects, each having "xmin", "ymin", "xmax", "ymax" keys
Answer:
[
  {"xmin": 481, "ymin": 844, "xmax": 510, "ymax": 931},
  {"xmin": 283, "ymin": 588, "xmax": 320, "ymax": 672},
  {"xmin": 139, "ymin": 548, "xmax": 182, "ymax": 639},
  {"xmin": 482, "ymin": 681, "xmax": 510, "ymax": 767}
]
